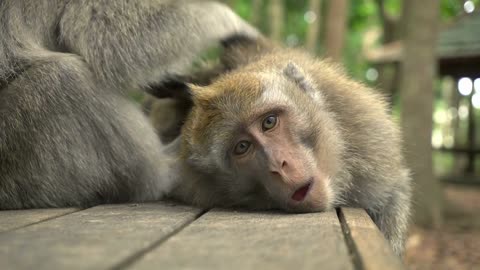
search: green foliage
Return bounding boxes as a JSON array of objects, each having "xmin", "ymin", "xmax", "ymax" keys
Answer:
[
  {"xmin": 128, "ymin": 90, "xmax": 145, "ymax": 104},
  {"xmin": 232, "ymin": 0, "xmax": 252, "ymax": 20},
  {"xmin": 227, "ymin": 0, "xmax": 478, "ymax": 176},
  {"xmin": 283, "ymin": 2, "xmax": 309, "ymax": 47},
  {"xmin": 383, "ymin": 0, "xmax": 402, "ymax": 17},
  {"xmin": 440, "ymin": 0, "xmax": 480, "ymax": 21},
  {"xmin": 433, "ymin": 152, "xmax": 455, "ymax": 176},
  {"xmin": 348, "ymin": 0, "xmax": 378, "ymax": 32},
  {"xmin": 229, "ymin": 0, "xmax": 473, "ymax": 82},
  {"xmin": 344, "ymin": 1, "xmax": 378, "ymax": 79}
]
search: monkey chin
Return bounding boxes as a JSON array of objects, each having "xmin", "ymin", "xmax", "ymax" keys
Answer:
[{"xmin": 283, "ymin": 177, "xmax": 333, "ymax": 213}]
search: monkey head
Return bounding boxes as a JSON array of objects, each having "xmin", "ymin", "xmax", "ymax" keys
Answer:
[{"xmin": 181, "ymin": 62, "xmax": 345, "ymax": 212}]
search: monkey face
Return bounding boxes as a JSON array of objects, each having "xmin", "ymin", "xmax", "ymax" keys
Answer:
[
  {"xmin": 227, "ymin": 108, "xmax": 334, "ymax": 213},
  {"xmin": 183, "ymin": 64, "xmax": 345, "ymax": 212}
]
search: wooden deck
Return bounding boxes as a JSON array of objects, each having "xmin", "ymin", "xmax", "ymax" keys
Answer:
[{"xmin": 0, "ymin": 202, "xmax": 404, "ymax": 270}]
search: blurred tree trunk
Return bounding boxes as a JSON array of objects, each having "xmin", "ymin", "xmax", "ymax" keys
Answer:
[
  {"xmin": 467, "ymin": 93, "xmax": 476, "ymax": 173},
  {"xmin": 305, "ymin": 0, "xmax": 322, "ymax": 53},
  {"xmin": 441, "ymin": 77, "xmax": 455, "ymax": 146},
  {"xmin": 375, "ymin": 0, "xmax": 401, "ymax": 43},
  {"xmin": 374, "ymin": 0, "xmax": 402, "ymax": 104},
  {"xmin": 268, "ymin": 0, "xmax": 284, "ymax": 42},
  {"xmin": 224, "ymin": 0, "xmax": 237, "ymax": 8},
  {"xmin": 250, "ymin": 0, "xmax": 263, "ymax": 26},
  {"xmin": 451, "ymin": 86, "xmax": 466, "ymax": 174},
  {"xmin": 324, "ymin": 0, "xmax": 348, "ymax": 61},
  {"xmin": 399, "ymin": 0, "xmax": 443, "ymax": 228}
]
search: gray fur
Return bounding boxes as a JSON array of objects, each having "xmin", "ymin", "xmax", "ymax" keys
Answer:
[
  {"xmin": 0, "ymin": 0, "xmax": 258, "ymax": 209},
  {"xmin": 283, "ymin": 62, "xmax": 316, "ymax": 93}
]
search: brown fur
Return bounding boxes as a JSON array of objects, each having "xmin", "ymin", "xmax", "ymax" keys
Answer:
[{"xmin": 160, "ymin": 37, "xmax": 411, "ymax": 256}]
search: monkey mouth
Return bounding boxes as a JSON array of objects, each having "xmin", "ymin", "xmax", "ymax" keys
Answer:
[{"xmin": 291, "ymin": 180, "xmax": 312, "ymax": 202}]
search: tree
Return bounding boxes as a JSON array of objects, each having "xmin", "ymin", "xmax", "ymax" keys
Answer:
[
  {"xmin": 305, "ymin": 0, "xmax": 322, "ymax": 53},
  {"xmin": 324, "ymin": 0, "xmax": 349, "ymax": 61},
  {"xmin": 399, "ymin": 0, "xmax": 443, "ymax": 228},
  {"xmin": 373, "ymin": 0, "xmax": 402, "ymax": 104},
  {"xmin": 224, "ymin": 0, "xmax": 238, "ymax": 8},
  {"xmin": 250, "ymin": 0, "xmax": 263, "ymax": 26},
  {"xmin": 269, "ymin": 0, "xmax": 284, "ymax": 42}
]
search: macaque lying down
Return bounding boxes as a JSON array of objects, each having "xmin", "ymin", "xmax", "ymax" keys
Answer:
[{"xmin": 158, "ymin": 37, "xmax": 411, "ymax": 256}]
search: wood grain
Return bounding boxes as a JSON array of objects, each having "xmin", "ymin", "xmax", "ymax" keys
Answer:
[
  {"xmin": 132, "ymin": 209, "xmax": 354, "ymax": 270},
  {"xmin": 0, "ymin": 202, "xmax": 202, "ymax": 270},
  {"xmin": 340, "ymin": 207, "xmax": 405, "ymax": 270},
  {"xmin": 0, "ymin": 208, "xmax": 78, "ymax": 232}
]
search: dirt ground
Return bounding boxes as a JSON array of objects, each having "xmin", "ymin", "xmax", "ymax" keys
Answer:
[{"xmin": 405, "ymin": 184, "xmax": 480, "ymax": 270}]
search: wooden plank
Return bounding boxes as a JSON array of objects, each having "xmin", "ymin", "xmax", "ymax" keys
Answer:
[
  {"xmin": 0, "ymin": 208, "xmax": 78, "ymax": 232},
  {"xmin": 340, "ymin": 208, "xmax": 405, "ymax": 270},
  {"xmin": 0, "ymin": 202, "xmax": 202, "ymax": 270},
  {"xmin": 132, "ymin": 209, "xmax": 354, "ymax": 270}
]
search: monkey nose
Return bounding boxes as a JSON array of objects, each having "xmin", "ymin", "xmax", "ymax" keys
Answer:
[
  {"xmin": 291, "ymin": 182, "xmax": 312, "ymax": 202},
  {"xmin": 269, "ymin": 160, "xmax": 287, "ymax": 175}
]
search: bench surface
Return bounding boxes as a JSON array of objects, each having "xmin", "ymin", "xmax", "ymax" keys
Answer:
[{"xmin": 0, "ymin": 202, "xmax": 404, "ymax": 270}]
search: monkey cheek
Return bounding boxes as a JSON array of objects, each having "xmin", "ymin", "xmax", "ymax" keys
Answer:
[
  {"xmin": 310, "ymin": 177, "xmax": 334, "ymax": 211},
  {"xmin": 285, "ymin": 178, "xmax": 331, "ymax": 213}
]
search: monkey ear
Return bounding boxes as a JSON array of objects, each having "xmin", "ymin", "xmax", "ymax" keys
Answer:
[
  {"xmin": 186, "ymin": 83, "xmax": 211, "ymax": 107},
  {"xmin": 283, "ymin": 62, "xmax": 316, "ymax": 94},
  {"xmin": 185, "ymin": 83, "xmax": 198, "ymax": 94},
  {"xmin": 186, "ymin": 83, "xmax": 202, "ymax": 101}
]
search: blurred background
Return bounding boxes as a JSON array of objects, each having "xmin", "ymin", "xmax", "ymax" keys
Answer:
[{"xmin": 220, "ymin": 0, "xmax": 479, "ymax": 269}]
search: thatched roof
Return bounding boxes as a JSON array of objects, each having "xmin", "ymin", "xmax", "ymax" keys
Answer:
[
  {"xmin": 365, "ymin": 12, "xmax": 480, "ymax": 77},
  {"xmin": 438, "ymin": 12, "xmax": 480, "ymax": 59}
]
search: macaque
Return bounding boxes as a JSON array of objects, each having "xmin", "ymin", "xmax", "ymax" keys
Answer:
[
  {"xmin": 0, "ymin": 0, "xmax": 259, "ymax": 209},
  {"xmin": 164, "ymin": 36, "xmax": 411, "ymax": 255}
]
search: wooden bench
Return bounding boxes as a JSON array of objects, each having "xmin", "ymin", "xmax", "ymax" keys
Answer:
[{"xmin": 0, "ymin": 202, "xmax": 404, "ymax": 270}]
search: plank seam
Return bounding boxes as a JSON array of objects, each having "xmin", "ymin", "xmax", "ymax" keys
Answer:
[
  {"xmin": 110, "ymin": 208, "xmax": 208, "ymax": 270},
  {"xmin": 336, "ymin": 208, "xmax": 364, "ymax": 270},
  {"xmin": 0, "ymin": 208, "xmax": 85, "ymax": 233}
]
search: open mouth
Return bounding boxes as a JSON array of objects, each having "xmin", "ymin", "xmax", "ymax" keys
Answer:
[{"xmin": 291, "ymin": 181, "xmax": 312, "ymax": 202}]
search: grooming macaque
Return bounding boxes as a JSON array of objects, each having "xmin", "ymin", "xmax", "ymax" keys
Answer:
[
  {"xmin": 163, "ymin": 36, "xmax": 411, "ymax": 255},
  {"xmin": 0, "ymin": 0, "xmax": 259, "ymax": 209}
]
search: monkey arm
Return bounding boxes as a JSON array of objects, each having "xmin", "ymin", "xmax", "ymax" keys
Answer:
[
  {"xmin": 147, "ymin": 78, "xmax": 193, "ymax": 100},
  {"xmin": 220, "ymin": 35, "xmax": 276, "ymax": 69},
  {"xmin": 58, "ymin": 0, "xmax": 259, "ymax": 90},
  {"xmin": 146, "ymin": 62, "xmax": 226, "ymax": 99},
  {"xmin": 147, "ymin": 35, "xmax": 276, "ymax": 99}
]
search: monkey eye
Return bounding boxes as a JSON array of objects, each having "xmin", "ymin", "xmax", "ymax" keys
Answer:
[
  {"xmin": 262, "ymin": 115, "xmax": 278, "ymax": 131},
  {"xmin": 234, "ymin": 140, "xmax": 251, "ymax": 155}
]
